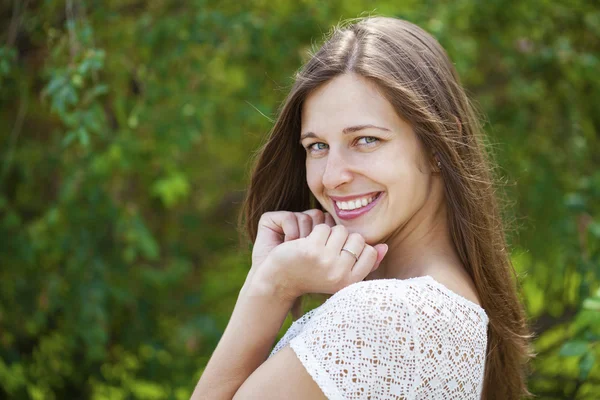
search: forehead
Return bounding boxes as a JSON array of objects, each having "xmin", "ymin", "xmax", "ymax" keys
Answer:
[{"xmin": 301, "ymin": 73, "xmax": 402, "ymax": 136}]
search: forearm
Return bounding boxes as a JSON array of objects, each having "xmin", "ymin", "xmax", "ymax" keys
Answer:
[{"xmin": 191, "ymin": 277, "xmax": 294, "ymax": 400}]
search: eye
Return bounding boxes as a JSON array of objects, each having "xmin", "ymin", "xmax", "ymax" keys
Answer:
[
  {"xmin": 356, "ymin": 136, "xmax": 379, "ymax": 146},
  {"xmin": 306, "ymin": 142, "xmax": 328, "ymax": 152}
]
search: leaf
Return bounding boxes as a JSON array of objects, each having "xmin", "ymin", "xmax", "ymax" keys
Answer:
[
  {"xmin": 44, "ymin": 75, "xmax": 67, "ymax": 96},
  {"xmin": 583, "ymin": 297, "xmax": 600, "ymax": 311},
  {"xmin": 559, "ymin": 340, "xmax": 589, "ymax": 357},
  {"xmin": 78, "ymin": 127, "xmax": 90, "ymax": 147},
  {"xmin": 82, "ymin": 84, "xmax": 109, "ymax": 105},
  {"xmin": 579, "ymin": 352, "xmax": 595, "ymax": 381},
  {"xmin": 564, "ymin": 193, "xmax": 586, "ymax": 212},
  {"xmin": 150, "ymin": 172, "xmax": 190, "ymax": 208},
  {"xmin": 589, "ymin": 221, "xmax": 600, "ymax": 238},
  {"xmin": 61, "ymin": 131, "xmax": 77, "ymax": 147}
]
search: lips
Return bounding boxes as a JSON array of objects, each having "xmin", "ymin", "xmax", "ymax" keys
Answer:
[{"xmin": 332, "ymin": 192, "xmax": 383, "ymax": 220}]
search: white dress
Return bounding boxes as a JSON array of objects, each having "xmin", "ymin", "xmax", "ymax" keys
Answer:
[{"xmin": 268, "ymin": 275, "xmax": 489, "ymax": 399}]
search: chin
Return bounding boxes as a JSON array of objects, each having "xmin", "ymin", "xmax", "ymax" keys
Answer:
[{"xmin": 341, "ymin": 225, "xmax": 382, "ymax": 245}]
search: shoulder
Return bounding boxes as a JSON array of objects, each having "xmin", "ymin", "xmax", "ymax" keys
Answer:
[
  {"xmin": 323, "ymin": 275, "xmax": 432, "ymax": 309},
  {"xmin": 302, "ymin": 278, "xmax": 419, "ymax": 332},
  {"xmin": 330, "ymin": 276, "xmax": 489, "ymax": 344},
  {"xmin": 328, "ymin": 275, "xmax": 482, "ymax": 317},
  {"xmin": 297, "ymin": 276, "xmax": 488, "ymax": 334}
]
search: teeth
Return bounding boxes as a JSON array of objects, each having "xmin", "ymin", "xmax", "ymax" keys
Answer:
[{"xmin": 335, "ymin": 193, "xmax": 379, "ymax": 211}]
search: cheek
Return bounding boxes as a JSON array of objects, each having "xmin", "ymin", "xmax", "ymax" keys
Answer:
[
  {"xmin": 373, "ymin": 155, "xmax": 429, "ymax": 206},
  {"xmin": 388, "ymin": 167, "xmax": 431, "ymax": 212},
  {"xmin": 376, "ymin": 141, "xmax": 426, "ymax": 186},
  {"xmin": 305, "ymin": 160, "xmax": 324, "ymax": 194}
]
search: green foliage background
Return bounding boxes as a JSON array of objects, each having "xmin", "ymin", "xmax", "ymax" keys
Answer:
[{"xmin": 0, "ymin": 1, "xmax": 598, "ymax": 399}]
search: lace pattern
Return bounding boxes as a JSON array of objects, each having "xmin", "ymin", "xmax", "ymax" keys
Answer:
[{"xmin": 268, "ymin": 276, "xmax": 488, "ymax": 399}]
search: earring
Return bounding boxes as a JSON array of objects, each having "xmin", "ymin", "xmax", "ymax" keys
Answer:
[{"xmin": 437, "ymin": 160, "xmax": 442, "ymax": 169}]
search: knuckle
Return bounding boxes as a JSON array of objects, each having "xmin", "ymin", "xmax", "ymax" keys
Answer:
[
  {"xmin": 332, "ymin": 225, "xmax": 347, "ymax": 234},
  {"xmin": 258, "ymin": 211, "xmax": 272, "ymax": 222},
  {"xmin": 315, "ymin": 223, "xmax": 331, "ymax": 231},
  {"xmin": 259, "ymin": 211, "xmax": 280, "ymax": 226},
  {"xmin": 306, "ymin": 208, "xmax": 323, "ymax": 217},
  {"xmin": 326, "ymin": 269, "xmax": 345, "ymax": 285},
  {"xmin": 297, "ymin": 213, "xmax": 311, "ymax": 223},
  {"xmin": 322, "ymin": 254, "xmax": 335, "ymax": 266},
  {"xmin": 283, "ymin": 212, "xmax": 296, "ymax": 222},
  {"xmin": 301, "ymin": 246, "xmax": 318, "ymax": 261}
]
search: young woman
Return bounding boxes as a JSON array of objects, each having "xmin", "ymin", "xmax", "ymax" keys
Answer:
[{"xmin": 193, "ymin": 16, "xmax": 532, "ymax": 400}]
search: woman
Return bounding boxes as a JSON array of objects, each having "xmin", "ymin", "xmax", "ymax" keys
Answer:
[{"xmin": 193, "ymin": 16, "xmax": 532, "ymax": 400}]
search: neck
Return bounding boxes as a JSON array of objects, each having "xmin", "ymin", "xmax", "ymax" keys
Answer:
[{"xmin": 366, "ymin": 184, "xmax": 463, "ymax": 281}]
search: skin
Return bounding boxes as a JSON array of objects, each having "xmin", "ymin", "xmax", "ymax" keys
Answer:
[{"xmin": 192, "ymin": 72, "xmax": 480, "ymax": 399}]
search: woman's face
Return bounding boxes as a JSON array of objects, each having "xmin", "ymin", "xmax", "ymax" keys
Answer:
[{"xmin": 300, "ymin": 73, "xmax": 434, "ymax": 244}]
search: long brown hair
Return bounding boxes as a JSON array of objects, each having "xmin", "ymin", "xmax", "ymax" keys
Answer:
[{"xmin": 241, "ymin": 16, "xmax": 533, "ymax": 399}]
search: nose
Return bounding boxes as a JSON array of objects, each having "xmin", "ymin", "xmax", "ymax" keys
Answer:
[{"xmin": 321, "ymin": 148, "xmax": 353, "ymax": 190}]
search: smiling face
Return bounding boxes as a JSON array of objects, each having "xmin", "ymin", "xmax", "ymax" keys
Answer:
[{"xmin": 300, "ymin": 73, "xmax": 436, "ymax": 244}]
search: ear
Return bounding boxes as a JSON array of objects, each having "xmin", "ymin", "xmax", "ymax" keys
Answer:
[
  {"xmin": 455, "ymin": 115, "xmax": 462, "ymax": 134},
  {"xmin": 430, "ymin": 151, "xmax": 442, "ymax": 174}
]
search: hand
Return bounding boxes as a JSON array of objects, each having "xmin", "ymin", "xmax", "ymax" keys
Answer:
[
  {"xmin": 246, "ymin": 209, "xmax": 334, "ymax": 296},
  {"xmin": 249, "ymin": 209, "xmax": 335, "ymax": 280},
  {"xmin": 248, "ymin": 210, "xmax": 388, "ymax": 302}
]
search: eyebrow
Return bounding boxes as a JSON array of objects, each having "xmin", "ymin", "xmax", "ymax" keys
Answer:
[{"xmin": 299, "ymin": 124, "xmax": 391, "ymax": 143}]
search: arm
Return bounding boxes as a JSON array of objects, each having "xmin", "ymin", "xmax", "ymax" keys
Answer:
[
  {"xmin": 191, "ymin": 278, "xmax": 294, "ymax": 400},
  {"xmin": 192, "ymin": 210, "xmax": 386, "ymax": 399},
  {"xmin": 233, "ymin": 345, "xmax": 328, "ymax": 399}
]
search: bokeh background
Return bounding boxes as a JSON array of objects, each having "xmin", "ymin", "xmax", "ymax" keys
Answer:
[{"xmin": 1, "ymin": 1, "xmax": 599, "ymax": 399}]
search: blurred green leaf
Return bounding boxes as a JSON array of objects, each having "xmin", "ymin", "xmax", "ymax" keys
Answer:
[
  {"xmin": 579, "ymin": 352, "xmax": 595, "ymax": 381},
  {"xmin": 560, "ymin": 341, "xmax": 589, "ymax": 357}
]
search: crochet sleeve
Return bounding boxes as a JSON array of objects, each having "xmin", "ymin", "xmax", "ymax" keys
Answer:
[{"xmin": 286, "ymin": 281, "xmax": 418, "ymax": 400}]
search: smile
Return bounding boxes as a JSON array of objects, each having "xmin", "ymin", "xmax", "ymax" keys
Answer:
[
  {"xmin": 335, "ymin": 194, "xmax": 378, "ymax": 210},
  {"xmin": 332, "ymin": 192, "xmax": 383, "ymax": 220}
]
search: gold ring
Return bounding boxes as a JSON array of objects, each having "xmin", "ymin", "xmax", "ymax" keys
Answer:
[{"xmin": 341, "ymin": 247, "xmax": 359, "ymax": 262}]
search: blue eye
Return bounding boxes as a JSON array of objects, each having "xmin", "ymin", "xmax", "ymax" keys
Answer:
[
  {"xmin": 304, "ymin": 137, "xmax": 379, "ymax": 153},
  {"xmin": 306, "ymin": 142, "xmax": 328, "ymax": 152},
  {"xmin": 357, "ymin": 136, "xmax": 379, "ymax": 146}
]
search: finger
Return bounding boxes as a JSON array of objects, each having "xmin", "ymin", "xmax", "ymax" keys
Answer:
[
  {"xmin": 294, "ymin": 212, "xmax": 313, "ymax": 238},
  {"xmin": 372, "ymin": 244, "xmax": 388, "ymax": 270},
  {"xmin": 350, "ymin": 244, "xmax": 379, "ymax": 282},
  {"xmin": 325, "ymin": 224, "xmax": 349, "ymax": 253},
  {"xmin": 324, "ymin": 212, "xmax": 336, "ymax": 227},
  {"xmin": 280, "ymin": 213, "xmax": 300, "ymax": 242},
  {"xmin": 307, "ymin": 223, "xmax": 332, "ymax": 246},
  {"xmin": 302, "ymin": 209, "xmax": 325, "ymax": 228},
  {"xmin": 338, "ymin": 233, "xmax": 365, "ymax": 268}
]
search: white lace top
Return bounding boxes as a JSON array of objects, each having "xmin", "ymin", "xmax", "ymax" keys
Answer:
[{"xmin": 268, "ymin": 275, "xmax": 489, "ymax": 399}]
